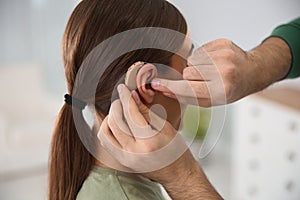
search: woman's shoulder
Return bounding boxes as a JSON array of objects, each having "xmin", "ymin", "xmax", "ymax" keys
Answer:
[
  {"xmin": 76, "ymin": 165, "xmax": 167, "ymax": 200},
  {"xmin": 76, "ymin": 166, "xmax": 127, "ymax": 199}
]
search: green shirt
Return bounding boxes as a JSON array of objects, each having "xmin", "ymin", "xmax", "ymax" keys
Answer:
[
  {"xmin": 270, "ymin": 17, "xmax": 300, "ymax": 78},
  {"xmin": 76, "ymin": 166, "xmax": 168, "ymax": 200}
]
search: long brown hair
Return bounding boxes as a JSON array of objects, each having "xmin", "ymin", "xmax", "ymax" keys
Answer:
[{"xmin": 49, "ymin": 0, "xmax": 187, "ymax": 199}]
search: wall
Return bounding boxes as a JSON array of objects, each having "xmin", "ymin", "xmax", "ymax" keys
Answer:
[
  {"xmin": 0, "ymin": 1, "xmax": 77, "ymax": 199},
  {"xmin": 0, "ymin": 0, "xmax": 299, "ymax": 199}
]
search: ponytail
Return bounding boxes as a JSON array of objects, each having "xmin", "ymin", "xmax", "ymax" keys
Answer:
[{"xmin": 49, "ymin": 104, "xmax": 94, "ymax": 200}]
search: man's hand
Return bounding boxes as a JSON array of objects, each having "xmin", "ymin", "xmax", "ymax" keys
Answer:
[{"xmin": 151, "ymin": 38, "xmax": 292, "ymax": 107}]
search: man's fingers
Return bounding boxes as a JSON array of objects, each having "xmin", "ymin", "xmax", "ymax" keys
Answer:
[
  {"xmin": 202, "ymin": 38, "xmax": 233, "ymax": 52},
  {"xmin": 177, "ymin": 95, "xmax": 212, "ymax": 107},
  {"xmin": 163, "ymin": 92, "xmax": 212, "ymax": 106},
  {"xmin": 151, "ymin": 78, "xmax": 211, "ymax": 99},
  {"xmin": 188, "ymin": 47, "xmax": 213, "ymax": 65},
  {"xmin": 183, "ymin": 65, "xmax": 217, "ymax": 81},
  {"xmin": 183, "ymin": 66, "xmax": 205, "ymax": 81}
]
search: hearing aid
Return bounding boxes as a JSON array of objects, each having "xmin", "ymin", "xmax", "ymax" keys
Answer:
[{"xmin": 125, "ymin": 61, "xmax": 157, "ymax": 91}]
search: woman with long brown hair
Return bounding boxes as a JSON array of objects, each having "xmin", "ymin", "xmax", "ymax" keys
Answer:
[{"xmin": 49, "ymin": 0, "xmax": 191, "ymax": 199}]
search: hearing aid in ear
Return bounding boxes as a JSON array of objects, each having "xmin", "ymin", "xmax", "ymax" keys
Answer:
[{"xmin": 125, "ymin": 61, "xmax": 157, "ymax": 91}]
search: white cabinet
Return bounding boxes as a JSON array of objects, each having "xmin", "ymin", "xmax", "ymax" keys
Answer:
[{"xmin": 232, "ymin": 88, "xmax": 300, "ymax": 200}]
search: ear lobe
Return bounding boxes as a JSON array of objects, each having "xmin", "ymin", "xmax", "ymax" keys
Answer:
[{"xmin": 136, "ymin": 63, "xmax": 157, "ymax": 104}]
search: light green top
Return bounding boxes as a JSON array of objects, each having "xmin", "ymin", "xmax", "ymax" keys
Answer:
[{"xmin": 76, "ymin": 166, "xmax": 167, "ymax": 200}]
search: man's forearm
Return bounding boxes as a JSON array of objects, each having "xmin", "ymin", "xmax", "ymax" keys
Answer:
[
  {"xmin": 247, "ymin": 37, "xmax": 292, "ymax": 92},
  {"xmin": 166, "ymin": 164, "xmax": 222, "ymax": 200},
  {"xmin": 156, "ymin": 151, "xmax": 223, "ymax": 200}
]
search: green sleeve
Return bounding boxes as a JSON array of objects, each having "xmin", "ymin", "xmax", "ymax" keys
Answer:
[{"xmin": 270, "ymin": 17, "xmax": 300, "ymax": 79}]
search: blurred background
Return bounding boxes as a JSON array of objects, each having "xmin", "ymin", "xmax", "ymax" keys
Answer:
[{"xmin": 0, "ymin": 0, "xmax": 299, "ymax": 199}]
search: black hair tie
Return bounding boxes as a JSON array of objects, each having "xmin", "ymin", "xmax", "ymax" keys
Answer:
[{"xmin": 64, "ymin": 94, "xmax": 87, "ymax": 110}]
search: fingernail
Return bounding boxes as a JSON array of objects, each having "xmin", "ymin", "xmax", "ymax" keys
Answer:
[
  {"xmin": 151, "ymin": 79, "xmax": 160, "ymax": 88},
  {"xmin": 117, "ymin": 84, "xmax": 124, "ymax": 93}
]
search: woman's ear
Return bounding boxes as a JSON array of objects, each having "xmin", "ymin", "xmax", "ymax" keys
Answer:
[{"xmin": 136, "ymin": 63, "xmax": 157, "ymax": 104}]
